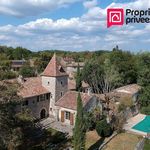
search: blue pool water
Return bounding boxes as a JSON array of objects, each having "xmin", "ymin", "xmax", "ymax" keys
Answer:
[{"xmin": 132, "ymin": 116, "xmax": 150, "ymax": 133}]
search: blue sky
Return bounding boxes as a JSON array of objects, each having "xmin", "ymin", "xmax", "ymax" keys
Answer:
[{"xmin": 0, "ymin": 0, "xmax": 150, "ymax": 52}]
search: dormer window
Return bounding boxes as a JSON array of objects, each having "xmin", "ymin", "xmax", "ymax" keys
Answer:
[{"xmin": 59, "ymin": 66, "xmax": 65, "ymax": 73}]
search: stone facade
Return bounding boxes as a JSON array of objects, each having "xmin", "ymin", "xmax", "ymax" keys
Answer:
[
  {"xmin": 19, "ymin": 94, "xmax": 50, "ymax": 119},
  {"xmin": 41, "ymin": 75, "xmax": 68, "ymax": 117}
]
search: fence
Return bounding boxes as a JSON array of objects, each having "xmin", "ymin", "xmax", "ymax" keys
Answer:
[{"xmin": 135, "ymin": 138, "xmax": 145, "ymax": 150}]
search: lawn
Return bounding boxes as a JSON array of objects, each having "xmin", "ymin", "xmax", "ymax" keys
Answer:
[
  {"xmin": 144, "ymin": 139, "xmax": 150, "ymax": 150},
  {"xmin": 85, "ymin": 130, "xmax": 103, "ymax": 150},
  {"xmin": 103, "ymin": 133, "xmax": 142, "ymax": 150}
]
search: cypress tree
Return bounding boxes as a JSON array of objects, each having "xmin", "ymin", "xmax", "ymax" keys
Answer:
[
  {"xmin": 73, "ymin": 93, "xmax": 85, "ymax": 150},
  {"xmin": 76, "ymin": 64, "xmax": 82, "ymax": 92}
]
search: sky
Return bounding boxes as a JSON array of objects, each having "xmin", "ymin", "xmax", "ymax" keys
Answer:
[{"xmin": 0, "ymin": 0, "xmax": 150, "ymax": 52}]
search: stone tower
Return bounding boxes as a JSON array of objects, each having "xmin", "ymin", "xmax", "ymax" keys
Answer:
[{"xmin": 41, "ymin": 53, "xmax": 68, "ymax": 116}]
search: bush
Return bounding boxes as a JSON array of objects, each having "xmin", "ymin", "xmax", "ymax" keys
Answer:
[
  {"xmin": 144, "ymin": 139, "xmax": 150, "ymax": 150},
  {"xmin": 141, "ymin": 106, "xmax": 150, "ymax": 115},
  {"xmin": 96, "ymin": 119, "xmax": 112, "ymax": 137},
  {"xmin": 19, "ymin": 65, "xmax": 35, "ymax": 77},
  {"xmin": 0, "ymin": 70, "xmax": 16, "ymax": 80}
]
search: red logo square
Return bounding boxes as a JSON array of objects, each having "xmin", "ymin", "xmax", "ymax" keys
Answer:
[{"xmin": 107, "ymin": 8, "xmax": 124, "ymax": 28}]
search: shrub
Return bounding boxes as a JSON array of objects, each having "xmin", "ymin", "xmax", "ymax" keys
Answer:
[
  {"xmin": 141, "ymin": 106, "xmax": 150, "ymax": 115},
  {"xmin": 96, "ymin": 119, "xmax": 112, "ymax": 137},
  {"xmin": 19, "ymin": 65, "xmax": 35, "ymax": 77}
]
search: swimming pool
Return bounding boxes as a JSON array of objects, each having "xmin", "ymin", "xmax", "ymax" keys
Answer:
[{"xmin": 132, "ymin": 116, "xmax": 150, "ymax": 133}]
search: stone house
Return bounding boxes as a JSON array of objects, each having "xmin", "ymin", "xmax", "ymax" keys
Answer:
[{"xmin": 16, "ymin": 54, "xmax": 101, "ymax": 127}]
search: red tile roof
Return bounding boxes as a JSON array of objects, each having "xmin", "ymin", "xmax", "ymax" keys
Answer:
[
  {"xmin": 68, "ymin": 79, "xmax": 89, "ymax": 90},
  {"xmin": 55, "ymin": 91, "xmax": 93, "ymax": 110},
  {"xmin": 18, "ymin": 77, "xmax": 49, "ymax": 98},
  {"xmin": 114, "ymin": 84, "xmax": 141, "ymax": 95},
  {"xmin": 42, "ymin": 53, "xmax": 68, "ymax": 77}
]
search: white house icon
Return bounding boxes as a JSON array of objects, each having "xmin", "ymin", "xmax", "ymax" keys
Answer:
[{"xmin": 109, "ymin": 12, "xmax": 121, "ymax": 23}]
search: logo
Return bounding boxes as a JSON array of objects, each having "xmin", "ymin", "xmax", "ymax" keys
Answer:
[{"xmin": 107, "ymin": 8, "xmax": 124, "ymax": 28}]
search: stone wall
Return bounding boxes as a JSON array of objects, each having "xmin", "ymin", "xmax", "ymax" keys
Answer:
[{"xmin": 20, "ymin": 95, "xmax": 50, "ymax": 119}]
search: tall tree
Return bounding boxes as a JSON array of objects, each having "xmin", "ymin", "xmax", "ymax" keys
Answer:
[
  {"xmin": 73, "ymin": 93, "xmax": 85, "ymax": 150},
  {"xmin": 76, "ymin": 64, "xmax": 82, "ymax": 92},
  {"xmin": 82, "ymin": 58, "xmax": 122, "ymax": 94}
]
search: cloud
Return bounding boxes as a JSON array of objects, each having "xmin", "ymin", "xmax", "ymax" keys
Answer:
[
  {"xmin": 0, "ymin": 0, "xmax": 150, "ymax": 51},
  {"xmin": 83, "ymin": 0, "xmax": 98, "ymax": 9},
  {"xmin": 0, "ymin": 0, "xmax": 82, "ymax": 17}
]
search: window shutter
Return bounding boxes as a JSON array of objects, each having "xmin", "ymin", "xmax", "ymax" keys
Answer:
[
  {"xmin": 61, "ymin": 111, "xmax": 64, "ymax": 122},
  {"xmin": 70, "ymin": 113, "xmax": 74, "ymax": 125}
]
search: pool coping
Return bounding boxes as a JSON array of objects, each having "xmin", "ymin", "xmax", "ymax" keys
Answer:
[{"xmin": 124, "ymin": 114, "xmax": 147, "ymax": 136}]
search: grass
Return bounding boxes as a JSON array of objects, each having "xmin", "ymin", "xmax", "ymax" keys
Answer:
[
  {"xmin": 103, "ymin": 133, "xmax": 142, "ymax": 150},
  {"xmin": 85, "ymin": 130, "xmax": 103, "ymax": 150},
  {"xmin": 29, "ymin": 128, "xmax": 70, "ymax": 150},
  {"xmin": 144, "ymin": 139, "xmax": 150, "ymax": 150}
]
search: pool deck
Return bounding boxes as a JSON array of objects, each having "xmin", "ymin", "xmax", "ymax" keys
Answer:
[{"xmin": 124, "ymin": 114, "xmax": 147, "ymax": 136}]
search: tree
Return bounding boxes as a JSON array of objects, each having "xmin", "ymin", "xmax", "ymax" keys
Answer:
[
  {"xmin": 73, "ymin": 93, "xmax": 85, "ymax": 150},
  {"xmin": 137, "ymin": 53, "xmax": 150, "ymax": 87},
  {"xmin": 96, "ymin": 119, "xmax": 112, "ymax": 137},
  {"xmin": 141, "ymin": 106, "xmax": 150, "ymax": 115},
  {"xmin": 0, "ymin": 81, "xmax": 22, "ymax": 150},
  {"xmin": 0, "ymin": 81, "xmax": 41, "ymax": 150},
  {"xmin": 139, "ymin": 86, "xmax": 150, "ymax": 107},
  {"xmin": 19, "ymin": 63, "xmax": 35, "ymax": 78},
  {"xmin": 84, "ymin": 106, "xmax": 102, "ymax": 131},
  {"xmin": 109, "ymin": 49, "xmax": 137, "ymax": 84},
  {"xmin": 76, "ymin": 64, "xmax": 82, "ymax": 92},
  {"xmin": 82, "ymin": 58, "xmax": 122, "ymax": 94}
]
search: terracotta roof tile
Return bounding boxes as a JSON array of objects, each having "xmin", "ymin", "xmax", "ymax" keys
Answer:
[
  {"xmin": 68, "ymin": 79, "xmax": 89, "ymax": 90},
  {"xmin": 114, "ymin": 84, "xmax": 141, "ymax": 95},
  {"xmin": 18, "ymin": 77, "xmax": 49, "ymax": 98},
  {"xmin": 55, "ymin": 91, "xmax": 93, "ymax": 110},
  {"xmin": 42, "ymin": 54, "xmax": 68, "ymax": 77}
]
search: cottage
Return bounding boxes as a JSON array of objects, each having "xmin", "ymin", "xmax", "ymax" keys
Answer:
[{"xmin": 55, "ymin": 91, "xmax": 101, "ymax": 126}]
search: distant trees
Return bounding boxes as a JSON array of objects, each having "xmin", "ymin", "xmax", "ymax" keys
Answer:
[
  {"xmin": 0, "ymin": 46, "xmax": 32, "ymax": 60},
  {"xmin": 73, "ymin": 93, "xmax": 85, "ymax": 150},
  {"xmin": 0, "ymin": 53, "xmax": 16, "ymax": 80},
  {"xmin": 34, "ymin": 52, "xmax": 53, "ymax": 73}
]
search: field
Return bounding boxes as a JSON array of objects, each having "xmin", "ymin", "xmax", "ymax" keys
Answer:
[
  {"xmin": 103, "ymin": 133, "xmax": 142, "ymax": 150},
  {"xmin": 85, "ymin": 130, "xmax": 104, "ymax": 150}
]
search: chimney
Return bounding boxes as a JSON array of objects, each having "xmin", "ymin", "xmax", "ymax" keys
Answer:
[
  {"xmin": 88, "ymin": 87, "xmax": 92, "ymax": 96},
  {"xmin": 17, "ymin": 75, "xmax": 25, "ymax": 84}
]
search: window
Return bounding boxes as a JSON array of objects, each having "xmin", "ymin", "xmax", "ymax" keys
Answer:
[
  {"xmin": 22, "ymin": 100, "xmax": 28, "ymax": 106},
  {"xmin": 46, "ymin": 93, "xmax": 50, "ymax": 100},
  {"xmin": 61, "ymin": 81, "xmax": 63, "ymax": 86},
  {"xmin": 37, "ymin": 96, "xmax": 40, "ymax": 102},
  {"xmin": 40, "ymin": 95, "xmax": 45, "ymax": 101},
  {"xmin": 65, "ymin": 111, "xmax": 70, "ymax": 120},
  {"xmin": 61, "ymin": 92, "xmax": 63, "ymax": 97},
  {"xmin": 48, "ymin": 81, "xmax": 50, "ymax": 85}
]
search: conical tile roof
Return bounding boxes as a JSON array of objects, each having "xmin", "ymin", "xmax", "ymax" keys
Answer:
[{"xmin": 42, "ymin": 53, "xmax": 68, "ymax": 77}]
